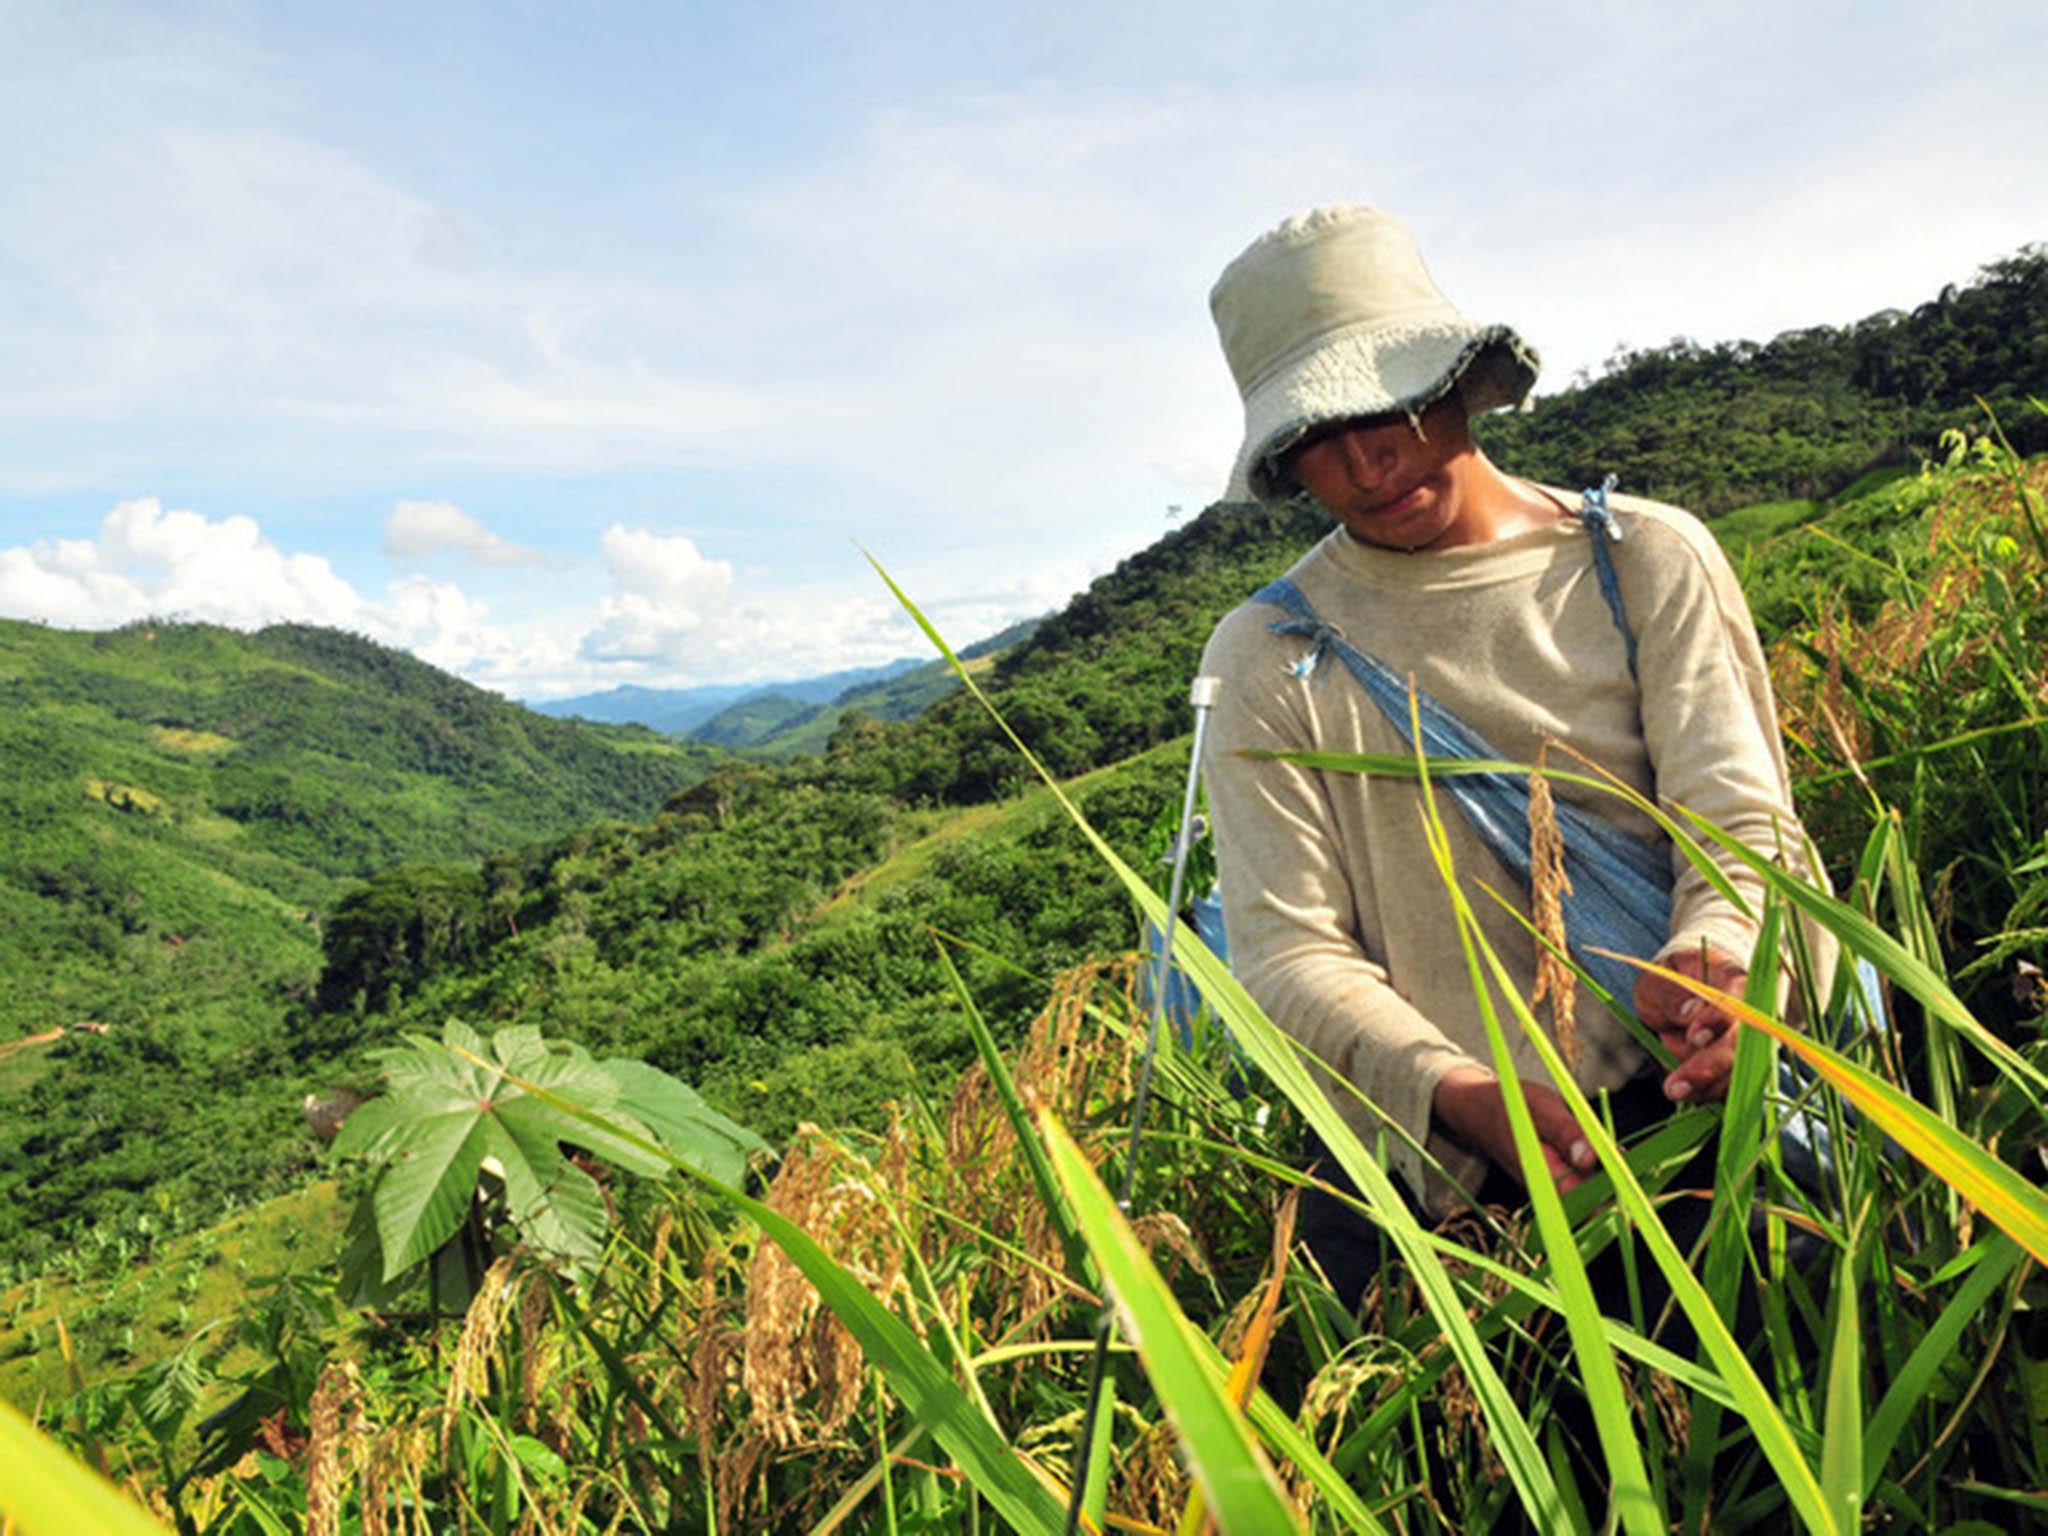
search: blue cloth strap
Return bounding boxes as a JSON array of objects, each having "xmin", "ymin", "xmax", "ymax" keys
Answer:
[
  {"xmin": 1578, "ymin": 474, "xmax": 1639, "ymax": 681},
  {"xmin": 1255, "ymin": 567, "xmax": 1673, "ymax": 1010}
]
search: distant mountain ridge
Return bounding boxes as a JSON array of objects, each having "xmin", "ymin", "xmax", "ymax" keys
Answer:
[
  {"xmin": 529, "ymin": 616, "xmax": 1046, "ymax": 754},
  {"xmin": 530, "ymin": 657, "xmax": 927, "ymax": 736}
]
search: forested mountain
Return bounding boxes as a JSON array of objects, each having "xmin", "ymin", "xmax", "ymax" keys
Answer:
[
  {"xmin": 0, "ymin": 619, "xmax": 720, "ymax": 1264},
  {"xmin": 1476, "ymin": 245, "xmax": 2048, "ymax": 512},
  {"xmin": 6, "ymin": 245, "xmax": 2042, "ymax": 1290}
]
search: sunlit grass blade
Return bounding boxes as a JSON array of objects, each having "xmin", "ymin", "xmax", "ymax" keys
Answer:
[
  {"xmin": 1250, "ymin": 746, "xmax": 1751, "ymax": 914},
  {"xmin": 1412, "ymin": 767, "xmax": 1659, "ymax": 1536},
  {"xmin": 1626, "ymin": 956, "xmax": 2048, "ymax": 1267},
  {"xmin": 932, "ymin": 936, "xmax": 1094, "ymax": 1286},
  {"xmin": 1819, "ymin": 1207, "xmax": 1865, "ymax": 1533},
  {"xmin": 0, "ymin": 1398, "xmax": 168, "ymax": 1536},
  {"xmin": 1461, "ymin": 953, "xmax": 1839, "ymax": 1532},
  {"xmin": 869, "ymin": 554, "xmax": 1571, "ymax": 1529},
  {"xmin": 1036, "ymin": 1107, "xmax": 1304, "ymax": 1533}
]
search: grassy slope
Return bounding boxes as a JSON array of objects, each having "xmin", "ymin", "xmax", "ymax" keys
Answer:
[
  {"xmin": 3, "ymin": 464, "xmax": 2019, "ymax": 1424},
  {"xmin": 0, "ymin": 1181, "xmax": 348, "ymax": 1411},
  {"xmin": 0, "ymin": 618, "xmax": 723, "ymax": 1265}
]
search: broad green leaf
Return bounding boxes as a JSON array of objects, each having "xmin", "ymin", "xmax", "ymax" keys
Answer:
[
  {"xmin": 1037, "ymin": 1108, "xmax": 1304, "ymax": 1534},
  {"xmin": 510, "ymin": 1432, "xmax": 569, "ymax": 1482},
  {"xmin": 0, "ymin": 1398, "xmax": 166, "ymax": 1536},
  {"xmin": 340, "ymin": 1020, "xmax": 716, "ymax": 1279},
  {"xmin": 374, "ymin": 1108, "xmax": 489, "ymax": 1277},
  {"xmin": 600, "ymin": 1057, "xmax": 769, "ymax": 1186},
  {"xmin": 484, "ymin": 1108, "xmax": 609, "ymax": 1265}
]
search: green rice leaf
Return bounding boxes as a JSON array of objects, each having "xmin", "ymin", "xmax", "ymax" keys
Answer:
[
  {"xmin": 870, "ymin": 555, "xmax": 1569, "ymax": 1529},
  {"xmin": 1819, "ymin": 1211, "xmax": 1865, "ymax": 1532},
  {"xmin": 1037, "ymin": 1108, "xmax": 1304, "ymax": 1533},
  {"xmin": 1630, "ymin": 957, "xmax": 2048, "ymax": 1267},
  {"xmin": 1672, "ymin": 808, "xmax": 2048, "ymax": 1104},
  {"xmin": 1862, "ymin": 1235, "xmax": 2022, "ymax": 1494}
]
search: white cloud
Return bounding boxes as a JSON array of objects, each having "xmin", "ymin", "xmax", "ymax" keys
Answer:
[
  {"xmin": 0, "ymin": 499, "xmax": 1069, "ymax": 698},
  {"xmin": 382, "ymin": 500, "xmax": 540, "ymax": 567},
  {"xmin": 578, "ymin": 525, "xmax": 736, "ymax": 664},
  {"xmin": 0, "ymin": 498, "xmax": 366, "ymax": 630}
]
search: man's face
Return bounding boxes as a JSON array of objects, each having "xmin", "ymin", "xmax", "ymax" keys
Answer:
[{"xmin": 1282, "ymin": 397, "xmax": 1480, "ymax": 552}]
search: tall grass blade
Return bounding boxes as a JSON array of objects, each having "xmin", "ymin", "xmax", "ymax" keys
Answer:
[
  {"xmin": 1819, "ymin": 1210, "xmax": 1865, "ymax": 1532},
  {"xmin": 870, "ymin": 556, "xmax": 1569, "ymax": 1529},
  {"xmin": 932, "ymin": 937, "xmax": 1095, "ymax": 1285},
  {"xmin": 1672, "ymin": 808, "xmax": 2048, "ymax": 1103},
  {"xmin": 1404, "ymin": 714, "xmax": 1660, "ymax": 1536},
  {"xmin": 1035, "ymin": 1107, "xmax": 1305, "ymax": 1535},
  {"xmin": 1862, "ymin": 1235, "xmax": 2022, "ymax": 1494},
  {"xmin": 1626, "ymin": 957, "xmax": 2048, "ymax": 1266},
  {"xmin": 0, "ymin": 1398, "xmax": 167, "ymax": 1536}
]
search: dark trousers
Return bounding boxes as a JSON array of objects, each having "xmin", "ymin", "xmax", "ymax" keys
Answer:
[{"xmin": 1297, "ymin": 1076, "xmax": 1820, "ymax": 1346}]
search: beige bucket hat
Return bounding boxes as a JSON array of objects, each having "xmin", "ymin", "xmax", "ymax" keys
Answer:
[{"xmin": 1211, "ymin": 204, "xmax": 1539, "ymax": 503}]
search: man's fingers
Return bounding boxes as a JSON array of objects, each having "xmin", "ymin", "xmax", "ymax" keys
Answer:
[
  {"xmin": 1528, "ymin": 1089, "xmax": 1597, "ymax": 1172},
  {"xmin": 1664, "ymin": 1026, "xmax": 1740, "ymax": 1104}
]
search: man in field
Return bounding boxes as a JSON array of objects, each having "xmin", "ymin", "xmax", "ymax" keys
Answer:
[{"xmin": 1197, "ymin": 206, "xmax": 1823, "ymax": 1289}]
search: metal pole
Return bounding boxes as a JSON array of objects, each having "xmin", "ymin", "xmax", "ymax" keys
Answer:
[{"xmin": 1062, "ymin": 675, "xmax": 1220, "ymax": 1536}]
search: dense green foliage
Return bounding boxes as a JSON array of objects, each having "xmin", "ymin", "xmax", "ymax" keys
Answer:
[
  {"xmin": 1477, "ymin": 246, "xmax": 2048, "ymax": 513},
  {"xmin": 0, "ymin": 619, "xmax": 720, "ymax": 1269},
  {"xmin": 8, "ymin": 250, "xmax": 2048, "ymax": 1532}
]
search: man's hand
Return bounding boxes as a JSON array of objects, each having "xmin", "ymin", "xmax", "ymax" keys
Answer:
[
  {"xmin": 1634, "ymin": 944, "xmax": 1748, "ymax": 1104},
  {"xmin": 1432, "ymin": 1065, "xmax": 1597, "ymax": 1194}
]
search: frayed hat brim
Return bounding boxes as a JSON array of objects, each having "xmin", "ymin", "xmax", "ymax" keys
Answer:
[{"xmin": 1226, "ymin": 321, "xmax": 1538, "ymax": 503}]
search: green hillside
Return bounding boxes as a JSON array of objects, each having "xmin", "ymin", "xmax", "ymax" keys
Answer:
[
  {"xmin": 1475, "ymin": 246, "xmax": 2048, "ymax": 512},
  {"xmin": 8, "ymin": 256, "xmax": 2048, "ymax": 1531},
  {"xmin": 0, "ymin": 619, "xmax": 722, "ymax": 1271}
]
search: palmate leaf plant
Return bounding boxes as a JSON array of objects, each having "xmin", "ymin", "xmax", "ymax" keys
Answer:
[{"xmin": 333, "ymin": 1018, "xmax": 767, "ymax": 1304}]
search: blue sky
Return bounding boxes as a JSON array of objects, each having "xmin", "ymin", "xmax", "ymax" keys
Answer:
[{"xmin": 2, "ymin": 0, "xmax": 2044, "ymax": 699}]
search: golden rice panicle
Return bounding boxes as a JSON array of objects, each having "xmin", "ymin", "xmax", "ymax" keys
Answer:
[
  {"xmin": 741, "ymin": 1120, "xmax": 910, "ymax": 1452},
  {"xmin": 444, "ymin": 1254, "xmax": 520, "ymax": 1439},
  {"xmin": 305, "ymin": 1362, "xmax": 367, "ymax": 1536},
  {"xmin": 1129, "ymin": 1210, "xmax": 1210, "ymax": 1282},
  {"xmin": 1116, "ymin": 1413, "xmax": 1190, "ymax": 1530},
  {"xmin": 1526, "ymin": 757, "xmax": 1579, "ymax": 1067},
  {"xmin": 516, "ymin": 1271, "xmax": 551, "ymax": 1427}
]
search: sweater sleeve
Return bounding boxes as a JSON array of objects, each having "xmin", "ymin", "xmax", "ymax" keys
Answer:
[
  {"xmin": 1624, "ymin": 512, "xmax": 1805, "ymax": 968},
  {"xmin": 1199, "ymin": 608, "xmax": 1489, "ymax": 1201}
]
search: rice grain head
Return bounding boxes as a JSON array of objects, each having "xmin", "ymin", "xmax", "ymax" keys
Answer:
[{"xmin": 1527, "ymin": 756, "xmax": 1579, "ymax": 1067}]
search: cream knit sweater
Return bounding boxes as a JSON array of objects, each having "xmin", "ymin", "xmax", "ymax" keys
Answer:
[{"xmin": 1199, "ymin": 488, "xmax": 1809, "ymax": 1210}]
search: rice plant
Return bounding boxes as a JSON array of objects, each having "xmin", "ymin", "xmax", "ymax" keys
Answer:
[{"xmin": 8, "ymin": 429, "xmax": 2048, "ymax": 1534}]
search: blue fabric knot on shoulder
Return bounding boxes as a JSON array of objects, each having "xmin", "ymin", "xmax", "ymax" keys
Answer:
[{"xmin": 1577, "ymin": 473, "xmax": 1639, "ymax": 681}]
